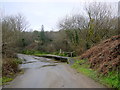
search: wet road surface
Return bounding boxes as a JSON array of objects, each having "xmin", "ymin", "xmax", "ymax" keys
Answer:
[{"xmin": 4, "ymin": 54, "xmax": 106, "ymax": 88}]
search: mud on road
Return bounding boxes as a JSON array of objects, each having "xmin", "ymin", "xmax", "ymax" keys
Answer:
[{"xmin": 4, "ymin": 54, "xmax": 106, "ymax": 88}]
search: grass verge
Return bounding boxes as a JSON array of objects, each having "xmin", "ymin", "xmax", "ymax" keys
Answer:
[
  {"xmin": 71, "ymin": 59, "xmax": 119, "ymax": 89},
  {"xmin": 1, "ymin": 69, "xmax": 24, "ymax": 85},
  {"xmin": 2, "ymin": 77, "xmax": 13, "ymax": 85}
]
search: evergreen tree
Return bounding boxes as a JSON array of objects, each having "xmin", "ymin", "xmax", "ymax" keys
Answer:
[{"xmin": 40, "ymin": 25, "xmax": 46, "ymax": 43}]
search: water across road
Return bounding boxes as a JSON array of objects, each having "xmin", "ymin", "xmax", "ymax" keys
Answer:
[{"xmin": 4, "ymin": 54, "xmax": 106, "ymax": 88}]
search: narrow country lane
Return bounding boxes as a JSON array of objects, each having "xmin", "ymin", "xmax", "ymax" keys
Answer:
[{"xmin": 4, "ymin": 54, "xmax": 106, "ymax": 88}]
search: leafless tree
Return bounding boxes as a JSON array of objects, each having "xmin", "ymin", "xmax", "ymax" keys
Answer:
[{"xmin": 2, "ymin": 14, "xmax": 29, "ymax": 57}]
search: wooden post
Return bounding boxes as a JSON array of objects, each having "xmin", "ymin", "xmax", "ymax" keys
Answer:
[
  {"xmin": 71, "ymin": 52, "xmax": 73, "ymax": 57},
  {"xmin": 59, "ymin": 49, "xmax": 62, "ymax": 54}
]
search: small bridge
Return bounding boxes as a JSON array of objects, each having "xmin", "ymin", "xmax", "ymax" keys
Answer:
[{"xmin": 39, "ymin": 54, "xmax": 75, "ymax": 65}]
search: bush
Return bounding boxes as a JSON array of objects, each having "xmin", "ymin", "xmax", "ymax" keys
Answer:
[{"xmin": 2, "ymin": 58, "xmax": 21, "ymax": 76}]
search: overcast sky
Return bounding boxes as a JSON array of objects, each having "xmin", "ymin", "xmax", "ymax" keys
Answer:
[{"xmin": 1, "ymin": 0, "xmax": 119, "ymax": 31}]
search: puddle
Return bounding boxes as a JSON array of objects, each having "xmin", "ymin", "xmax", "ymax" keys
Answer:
[
  {"xmin": 22, "ymin": 61, "xmax": 37, "ymax": 64},
  {"xmin": 20, "ymin": 61, "xmax": 52, "ymax": 69},
  {"xmin": 41, "ymin": 64, "xmax": 57, "ymax": 67},
  {"xmin": 18, "ymin": 55, "xmax": 59, "ymax": 69}
]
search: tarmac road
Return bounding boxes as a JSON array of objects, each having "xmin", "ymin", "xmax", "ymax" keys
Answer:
[{"xmin": 4, "ymin": 54, "xmax": 106, "ymax": 88}]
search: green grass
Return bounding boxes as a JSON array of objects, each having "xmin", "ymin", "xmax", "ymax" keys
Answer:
[
  {"xmin": 22, "ymin": 50, "xmax": 51, "ymax": 56},
  {"xmin": 22, "ymin": 50, "xmax": 68, "ymax": 57},
  {"xmin": 72, "ymin": 59, "xmax": 119, "ymax": 89},
  {"xmin": 99, "ymin": 71, "xmax": 119, "ymax": 88},
  {"xmin": 33, "ymin": 53, "xmax": 48, "ymax": 56},
  {"xmin": 2, "ymin": 77, "xmax": 13, "ymax": 85},
  {"xmin": 15, "ymin": 58, "xmax": 23, "ymax": 64}
]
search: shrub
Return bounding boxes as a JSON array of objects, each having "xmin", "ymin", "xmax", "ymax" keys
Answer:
[{"xmin": 2, "ymin": 58, "xmax": 21, "ymax": 76}]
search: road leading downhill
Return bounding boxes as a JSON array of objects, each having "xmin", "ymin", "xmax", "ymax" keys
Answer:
[{"xmin": 4, "ymin": 54, "xmax": 106, "ymax": 88}]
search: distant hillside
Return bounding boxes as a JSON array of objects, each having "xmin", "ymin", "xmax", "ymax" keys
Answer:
[{"xmin": 81, "ymin": 35, "xmax": 120, "ymax": 75}]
